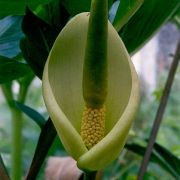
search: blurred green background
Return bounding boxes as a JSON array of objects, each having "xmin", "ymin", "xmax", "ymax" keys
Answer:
[{"xmin": 0, "ymin": 0, "xmax": 179, "ymax": 179}]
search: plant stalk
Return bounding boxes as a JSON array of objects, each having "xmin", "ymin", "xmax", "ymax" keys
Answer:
[
  {"xmin": 1, "ymin": 77, "xmax": 32, "ymax": 180},
  {"xmin": 12, "ymin": 82, "xmax": 30, "ymax": 180},
  {"xmin": 137, "ymin": 39, "xmax": 180, "ymax": 179},
  {"xmin": 11, "ymin": 107, "xmax": 23, "ymax": 180}
]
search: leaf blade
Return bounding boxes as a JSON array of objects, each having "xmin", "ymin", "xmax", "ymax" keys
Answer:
[
  {"xmin": 0, "ymin": 16, "xmax": 23, "ymax": 58},
  {"xmin": 26, "ymin": 118, "xmax": 56, "ymax": 180},
  {"xmin": 120, "ymin": 0, "xmax": 180, "ymax": 54},
  {"xmin": 125, "ymin": 142, "xmax": 180, "ymax": 178},
  {"xmin": 15, "ymin": 101, "xmax": 46, "ymax": 129},
  {"xmin": 0, "ymin": 154, "xmax": 10, "ymax": 180},
  {"xmin": 113, "ymin": 0, "xmax": 144, "ymax": 32},
  {"xmin": 0, "ymin": 56, "xmax": 31, "ymax": 84},
  {"xmin": 0, "ymin": 0, "xmax": 52, "ymax": 19},
  {"xmin": 20, "ymin": 7, "xmax": 68, "ymax": 79}
]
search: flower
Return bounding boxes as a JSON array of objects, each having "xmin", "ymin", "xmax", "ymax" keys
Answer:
[{"xmin": 42, "ymin": 12, "xmax": 139, "ymax": 171}]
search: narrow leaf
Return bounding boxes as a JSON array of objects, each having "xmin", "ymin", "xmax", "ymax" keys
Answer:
[
  {"xmin": 113, "ymin": 0, "xmax": 143, "ymax": 32},
  {"xmin": 171, "ymin": 7, "xmax": 180, "ymax": 29},
  {"xmin": 15, "ymin": 101, "xmax": 46, "ymax": 129},
  {"xmin": 125, "ymin": 142, "xmax": 180, "ymax": 178},
  {"xmin": 26, "ymin": 118, "xmax": 56, "ymax": 180},
  {"xmin": 0, "ymin": 154, "xmax": 10, "ymax": 180},
  {"xmin": 153, "ymin": 142, "xmax": 180, "ymax": 175}
]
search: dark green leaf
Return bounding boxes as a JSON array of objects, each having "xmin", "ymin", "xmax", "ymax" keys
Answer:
[
  {"xmin": 0, "ymin": 16, "xmax": 23, "ymax": 58},
  {"xmin": 171, "ymin": 7, "xmax": 180, "ymax": 29},
  {"xmin": 20, "ymin": 8, "xmax": 58, "ymax": 78},
  {"xmin": 120, "ymin": 0, "xmax": 180, "ymax": 54},
  {"xmin": 153, "ymin": 142, "xmax": 180, "ymax": 175},
  {"xmin": 125, "ymin": 142, "xmax": 180, "ymax": 179},
  {"xmin": 26, "ymin": 118, "xmax": 57, "ymax": 180},
  {"xmin": 35, "ymin": 0, "xmax": 70, "ymax": 30},
  {"xmin": 0, "ymin": 0, "xmax": 52, "ymax": 19},
  {"xmin": 113, "ymin": 0, "xmax": 143, "ymax": 32},
  {"xmin": 20, "ymin": 7, "xmax": 68, "ymax": 79},
  {"xmin": 47, "ymin": 136, "xmax": 66, "ymax": 155},
  {"xmin": 15, "ymin": 101, "xmax": 46, "ymax": 129},
  {"xmin": 61, "ymin": 0, "xmax": 114, "ymax": 16},
  {"xmin": 61, "ymin": 0, "xmax": 91, "ymax": 15},
  {"xmin": 0, "ymin": 56, "xmax": 31, "ymax": 84},
  {"xmin": 0, "ymin": 154, "xmax": 10, "ymax": 180}
]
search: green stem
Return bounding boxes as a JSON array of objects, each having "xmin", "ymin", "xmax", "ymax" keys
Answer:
[
  {"xmin": 1, "ymin": 83, "xmax": 14, "ymax": 108},
  {"xmin": 138, "ymin": 39, "xmax": 180, "ymax": 179},
  {"xmin": 11, "ymin": 107, "xmax": 23, "ymax": 180},
  {"xmin": 83, "ymin": 171, "xmax": 97, "ymax": 180},
  {"xmin": 1, "ymin": 78, "xmax": 32, "ymax": 180},
  {"xmin": 12, "ymin": 83, "xmax": 30, "ymax": 180}
]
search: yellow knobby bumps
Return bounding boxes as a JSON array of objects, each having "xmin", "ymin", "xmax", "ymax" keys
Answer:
[{"xmin": 81, "ymin": 106, "xmax": 105, "ymax": 149}]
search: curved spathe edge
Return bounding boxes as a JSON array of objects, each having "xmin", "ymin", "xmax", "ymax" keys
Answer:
[
  {"xmin": 42, "ymin": 57, "xmax": 88, "ymax": 160},
  {"xmin": 77, "ymin": 59, "xmax": 140, "ymax": 170}
]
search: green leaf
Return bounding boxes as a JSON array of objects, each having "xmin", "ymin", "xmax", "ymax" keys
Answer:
[
  {"xmin": 0, "ymin": 56, "xmax": 31, "ymax": 84},
  {"xmin": 15, "ymin": 101, "xmax": 46, "ymax": 129},
  {"xmin": 20, "ymin": 5, "xmax": 68, "ymax": 79},
  {"xmin": 0, "ymin": 154, "xmax": 10, "ymax": 180},
  {"xmin": 113, "ymin": 0, "xmax": 143, "ymax": 32},
  {"xmin": 125, "ymin": 142, "xmax": 180, "ymax": 179},
  {"xmin": 120, "ymin": 0, "xmax": 180, "ymax": 54},
  {"xmin": 61, "ymin": 0, "xmax": 114, "ymax": 16},
  {"xmin": 20, "ymin": 8, "xmax": 58, "ymax": 78},
  {"xmin": 153, "ymin": 142, "xmax": 180, "ymax": 175},
  {"xmin": 171, "ymin": 7, "xmax": 180, "ymax": 29},
  {"xmin": 35, "ymin": 0, "xmax": 70, "ymax": 30},
  {"xmin": 0, "ymin": 16, "xmax": 23, "ymax": 58},
  {"xmin": 26, "ymin": 118, "xmax": 57, "ymax": 180},
  {"xmin": 0, "ymin": 0, "xmax": 52, "ymax": 19},
  {"xmin": 61, "ymin": 0, "xmax": 91, "ymax": 15}
]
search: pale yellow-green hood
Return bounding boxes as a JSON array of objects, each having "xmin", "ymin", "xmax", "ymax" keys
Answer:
[{"xmin": 42, "ymin": 12, "xmax": 139, "ymax": 171}]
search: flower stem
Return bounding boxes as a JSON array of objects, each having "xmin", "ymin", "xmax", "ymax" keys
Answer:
[
  {"xmin": 1, "ymin": 83, "xmax": 22, "ymax": 180},
  {"xmin": 1, "ymin": 76, "xmax": 33, "ymax": 180},
  {"xmin": 11, "ymin": 107, "xmax": 23, "ymax": 180},
  {"xmin": 137, "ymin": 39, "xmax": 180, "ymax": 179},
  {"xmin": 12, "ymin": 82, "xmax": 30, "ymax": 180}
]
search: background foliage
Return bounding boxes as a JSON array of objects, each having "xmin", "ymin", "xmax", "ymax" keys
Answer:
[{"xmin": 0, "ymin": 0, "xmax": 179, "ymax": 179}]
